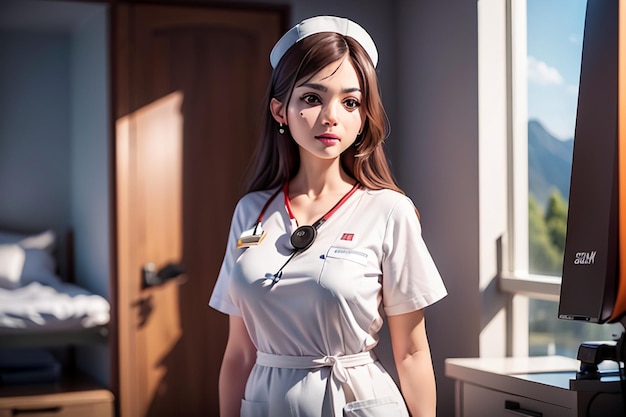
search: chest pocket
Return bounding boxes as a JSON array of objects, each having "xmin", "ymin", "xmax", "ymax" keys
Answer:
[{"xmin": 318, "ymin": 246, "xmax": 369, "ymax": 290}]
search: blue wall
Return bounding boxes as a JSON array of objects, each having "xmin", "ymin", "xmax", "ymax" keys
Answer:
[
  {"xmin": 0, "ymin": 5, "xmax": 110, "ymax": 386},
  {"xmin": 0, "ymin": 30, "xmax": 72, "ymax": 267}
]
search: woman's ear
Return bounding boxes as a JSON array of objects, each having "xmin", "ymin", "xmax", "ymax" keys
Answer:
[{"xmin": 270, "ymin": 98, "xmax": 287, "ymax": 125}]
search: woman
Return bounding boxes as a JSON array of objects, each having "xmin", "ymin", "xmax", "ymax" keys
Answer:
[{"xmin": 209, "ymin": 15, "xmax": 447, "ymax": 417}]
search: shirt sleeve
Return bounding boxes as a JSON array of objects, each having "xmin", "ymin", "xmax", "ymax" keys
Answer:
[
  {"xmin": 381, "ymin": 195, "xmax": 447, "ymax": 316},
  {"xmin": 208, "ymin": 200, "xmax": 247, "ymax": 317}
]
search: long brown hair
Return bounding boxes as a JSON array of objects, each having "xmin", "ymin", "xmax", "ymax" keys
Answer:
[{"xmin": 244, "ymin": 32, "xmax": 403, "ymax": 195}]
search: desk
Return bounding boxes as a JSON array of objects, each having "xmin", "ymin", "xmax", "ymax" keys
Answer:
[{"xmin": 445, "ymin": 356, "xmax": 623, "ymax": 417}]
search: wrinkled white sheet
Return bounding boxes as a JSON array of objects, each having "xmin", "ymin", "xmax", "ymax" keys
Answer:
[{"xmin": 0, "ymin": 281, "xmax": 110, "ymax": 333}]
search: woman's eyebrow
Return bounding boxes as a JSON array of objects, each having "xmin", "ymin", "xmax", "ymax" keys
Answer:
[{"xmin": 299, "ymin": 83, "xmax": 361, "ymax": 94}]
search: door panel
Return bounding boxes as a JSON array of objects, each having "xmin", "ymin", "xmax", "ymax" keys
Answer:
[{"xmin": 115, "ymin": 5, "xmax": 283, "ymax": 416}]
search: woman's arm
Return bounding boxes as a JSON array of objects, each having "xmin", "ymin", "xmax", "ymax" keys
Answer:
[
  {"xmin": 387, "ymin": 309, "xmax": 437, "ymax": 417},
  {"xmin": 219, "ymin": 315, "xmax": 257, "ymax": 417}
]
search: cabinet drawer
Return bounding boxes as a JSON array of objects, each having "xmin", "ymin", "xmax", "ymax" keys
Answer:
[
  {"xmin": 0, "ymin": 389, "xmax": 113, "ymax": 417},
  {"xmin": 462, "ymin": 383, "xmax": 576, "ymax": 417}
]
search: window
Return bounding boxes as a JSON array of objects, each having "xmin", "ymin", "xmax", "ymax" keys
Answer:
[{"xmin": 525, "ymin": 0, "xmax": 622, "ymax": 357}]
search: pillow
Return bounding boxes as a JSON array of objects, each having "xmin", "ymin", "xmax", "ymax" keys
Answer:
[
  {"xmin": 0, "ymin": 230, "xmax": 58, "ymax": 287},
  {"xmin": 0, "ymin": 244, "xmax": 26, "ymax": 289}
]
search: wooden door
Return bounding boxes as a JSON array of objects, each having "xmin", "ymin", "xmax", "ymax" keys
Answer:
[{"xmin": 114, "ymin": 4, "xmax": 283, "ymax": 416}]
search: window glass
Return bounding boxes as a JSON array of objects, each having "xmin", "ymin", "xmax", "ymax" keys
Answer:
[{"xmin": 526, "ymin": 0, "xmax": 622, "ymax": 357}]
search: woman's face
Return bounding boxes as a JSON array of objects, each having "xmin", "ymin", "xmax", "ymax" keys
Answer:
[{"xmin": 285, "ymin": 56, "xmax": 365, "ymax": 162}]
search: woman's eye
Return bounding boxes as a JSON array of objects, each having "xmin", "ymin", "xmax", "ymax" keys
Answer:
[
  {"xmin": 302, "ymin": 94, "xmax": 321, "ymax": 105},
  {"xmin": 344, "ymin": 99, "xmax": 361, "ymax": 109}
]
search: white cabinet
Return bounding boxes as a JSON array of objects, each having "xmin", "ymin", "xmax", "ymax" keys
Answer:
[
  {"xmin": 461, "ymin": 382, "xmax": 574, "ymax": 417},
  {"xmin": 445, "ymin": 356, "xmax": 580, "ymax": 417},
  {"xmin": 445, "ymin": 356, "xmax": 625, "ymax": 417}
]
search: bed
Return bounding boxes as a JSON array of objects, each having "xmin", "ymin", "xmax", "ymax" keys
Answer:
[{"xmin": 0, "ymin": 229, "xmax": 110, "ymax": 348}]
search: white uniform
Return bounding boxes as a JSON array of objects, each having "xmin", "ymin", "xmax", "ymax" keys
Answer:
[{"xmin": 209, "ymin": 187, "xmax": 447, "ymax": 417}]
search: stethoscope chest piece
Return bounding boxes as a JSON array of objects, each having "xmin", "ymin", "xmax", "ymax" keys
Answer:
[
  {"xmin": 252, "ymin": 181, "xmax": 360, "ymax": 284},
  {"xmin": 290, "ymin": 225, "xmax": 317, "ymax": 251}
]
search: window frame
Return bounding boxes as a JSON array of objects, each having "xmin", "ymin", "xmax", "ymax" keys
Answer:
[
  {"xmin": 497, "ymin": 0, "xmax": 567, "ymax": 354},
  {"xmin": 499, "ymin": 0, "xmax": 575, "ymax": 301}
]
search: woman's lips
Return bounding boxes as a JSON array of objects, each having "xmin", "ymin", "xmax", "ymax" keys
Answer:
[{"xmin": 315, "ymin": 134, "xmax": 340, "ymax": 145}]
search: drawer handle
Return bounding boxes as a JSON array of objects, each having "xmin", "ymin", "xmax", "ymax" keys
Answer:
[
  {"xmin": 12, "ymin": 407, "xmax": 63, "ymax": 415},
  {"xmin": 504, "ymin": 400, "xmax": 543, "ymax": 417}
]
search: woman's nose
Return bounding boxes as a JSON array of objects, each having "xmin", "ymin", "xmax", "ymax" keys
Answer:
[{"xmin": 321, "ymin": 102, "xmax": 339, "ymax": 126}]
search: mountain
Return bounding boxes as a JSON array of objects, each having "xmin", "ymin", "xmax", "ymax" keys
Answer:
[{"xmin": 528, "ymin": 119, "xmax": 574, "ymax": 208}]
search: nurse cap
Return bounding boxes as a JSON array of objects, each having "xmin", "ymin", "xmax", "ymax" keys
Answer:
[{"xmin": 269, "ymin": 15, "xmax": 379, "ymax": 69}]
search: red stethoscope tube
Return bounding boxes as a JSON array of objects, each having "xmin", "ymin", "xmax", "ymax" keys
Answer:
[{"xmin": 252, "ymin": 182, "xmax": 361, "ymax": 282}]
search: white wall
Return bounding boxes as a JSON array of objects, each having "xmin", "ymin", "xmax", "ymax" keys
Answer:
[{"xmin": 477, "ymin": 0, "xmax": 509, "ymax": 358}]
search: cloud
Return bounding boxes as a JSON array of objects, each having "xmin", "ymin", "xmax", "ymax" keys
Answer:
[{"xmin": 527, "ymin": 56, "xmax": 564, "ymax": 85}]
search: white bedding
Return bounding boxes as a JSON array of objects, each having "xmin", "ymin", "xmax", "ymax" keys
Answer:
[
  {"xmin": 0, "ymin": 229, "xmax": 110, "ymax": 335},
  {"xmin": 0, "ymin": 281, "xmax": 110, "ymax": 334}
]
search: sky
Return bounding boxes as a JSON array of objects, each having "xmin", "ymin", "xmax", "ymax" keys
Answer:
[{"xmin": 527, "ymin": 0, "xmax": 587, "ymax": 141}]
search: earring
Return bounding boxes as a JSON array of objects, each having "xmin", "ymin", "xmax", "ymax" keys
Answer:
[{"xmin": 279, "ymin": 123, "xmax": 285, "ymax": 134}]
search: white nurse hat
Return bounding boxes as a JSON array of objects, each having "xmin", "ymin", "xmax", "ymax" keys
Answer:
[{"xmin": 269, "ymin": 15, "xmax": 379, "ymax": 69}]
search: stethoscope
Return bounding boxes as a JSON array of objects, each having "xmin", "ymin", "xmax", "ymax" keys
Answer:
[{"xmin": 238, "ymin": 181, "xmax": 361, "ymax": 283}]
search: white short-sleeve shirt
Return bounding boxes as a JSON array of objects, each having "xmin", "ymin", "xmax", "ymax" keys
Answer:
[
  {"xmin": 210, "ymin": 186, "xmax": 446, "ymax": 353},
  {"xmin": 209, "ymin": 187, "xmax": 447, "ymax": 416}
]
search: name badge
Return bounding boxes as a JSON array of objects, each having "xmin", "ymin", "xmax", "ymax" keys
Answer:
[
  {"xmin": 237, "ymin": 224, "xmax": 266, "ymax": 248},
  {"xmin": 327, "ymin": 247, "xmax": 368, "ymax": 266}
]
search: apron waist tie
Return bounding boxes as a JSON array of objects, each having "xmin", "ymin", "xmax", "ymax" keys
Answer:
[{"xmin": 255, "ymin": 350, "xmax": 377, "ymax": 416}]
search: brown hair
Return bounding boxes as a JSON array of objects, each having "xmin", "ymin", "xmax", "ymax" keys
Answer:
[{"xmin": 244, "ymin": 32, "xmax": 403, "ymax": 195}]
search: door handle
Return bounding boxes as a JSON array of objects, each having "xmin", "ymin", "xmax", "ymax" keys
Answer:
[{"xmin": 142, "ymin": 262, "xmax": 185, "ymax": 288}]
